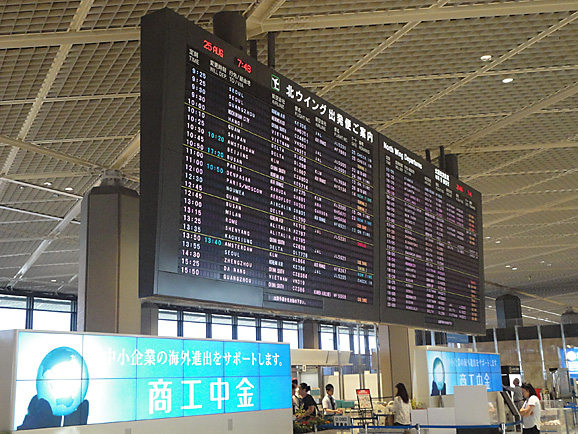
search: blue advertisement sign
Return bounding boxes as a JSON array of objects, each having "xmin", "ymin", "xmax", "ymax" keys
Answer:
[
  {"xmin": 13, "ymin": 331, "xmax": 291, "ymax": 430},
  {"xmin": 559, "ymin": 348, "xmax": 578, "ymax": 378},
  {"xmin": 427, "ymin": 350, "xmax": 501, "ymax": 395}
]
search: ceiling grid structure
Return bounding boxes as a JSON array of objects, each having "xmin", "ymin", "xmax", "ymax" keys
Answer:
[{"xmin": 0, "ymin": 0, "xmax": 577, "ymax": 328}]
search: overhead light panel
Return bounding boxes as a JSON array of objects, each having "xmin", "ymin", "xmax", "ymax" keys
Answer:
[
  {"xmin": 480, "ymin": 54, "xmax": 492, "ymax": 61},
  {"xmin": 502, "ymin": 78, "xmax": 514, "ymax": 84}
]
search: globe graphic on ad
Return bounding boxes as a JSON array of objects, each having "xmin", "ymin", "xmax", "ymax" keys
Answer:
[
  {"xmin": 433, "ymin": 357, "xmax": 445, "ymax": 390},
  {"xmin": 36, "ymin": 347, "xmax": 89, "ymax": 416}
]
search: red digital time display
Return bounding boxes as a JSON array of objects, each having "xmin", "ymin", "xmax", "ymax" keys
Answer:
[
  {"xmin": 236, "ymin": 58, "xmax": 252, "ymax": 74},
  {"xmin": 203, "ymin": 39, "xmax": 224, "ymax": 58},
  {"xmin": 456, "ymin": 183, "xmax": 473, "ymax": 197}
]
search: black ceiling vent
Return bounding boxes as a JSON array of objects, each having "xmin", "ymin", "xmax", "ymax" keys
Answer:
[{"xmin": 561, "ymin": 308, "xmax": 578, "ymax": 325}]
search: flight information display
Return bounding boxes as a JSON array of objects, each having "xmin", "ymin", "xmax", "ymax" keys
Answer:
[
  {"xmin": 140, "ymin": 9, "xmax": 484, "ymax": 331},
  {"xmin": 181, "ymin": 45, "xmax": 374, "ymax": 304},
  {"xmin": 379, "ymin": 139, "xmax": 484, "ymax": 333},
  {"xmin": 140, "ymin": 9, "xmax": 379, "ymax": 321}
]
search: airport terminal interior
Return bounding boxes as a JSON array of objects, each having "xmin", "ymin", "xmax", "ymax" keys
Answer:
[{"xmin": 1, "ymin": 0, "xmax": 578, "ymax": 432}]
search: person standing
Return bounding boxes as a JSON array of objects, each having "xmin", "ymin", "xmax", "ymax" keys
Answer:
[
  {"xmin": 322, "ymin": 384, "xmax": 343, "ymax": 420},
  {"xmin": 292, "ymin": 379, "xmax": 300, "ymax": 414},
  {"xmin": 519, "ymin": 383, "xmax": 541, "ymax": 434},
  {"xmin": 296, "ymin": 382, "xmax": 318, "ymax": 420},
  {"xmin": 504, "ymin": 378, "xmax": 524, "ymax": 410},
  {"xmin": 392, "ymin": 383, "xmax": 412, "ymax": 426}
]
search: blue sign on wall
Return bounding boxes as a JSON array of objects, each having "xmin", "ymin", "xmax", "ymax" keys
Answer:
[
  {"xmin": 13, "ymin": 331, "xmax": 291, "ymax": 430},
  {"xmin": 559, "ymin": 348, "xmax": 578, "ymax": 378},
  {"xmin": 427, "ymin": 350, "xmax": 501, "ymax": 395}
]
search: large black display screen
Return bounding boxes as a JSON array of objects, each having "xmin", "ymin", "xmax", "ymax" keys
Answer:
[
  {"xmin": 182, "ymin": 47, "xmax": 374, "ymax": 305},
  {"xmin": 141, "ymin": 9, "xmax": 379, "ymax": 321},
  {"xmin": 140, "ymin": 9, "xmax": 484, "ymax": 332},
  {"xmin": 379, "ymin": 139, "xmax": 483, "ymax": 331}
]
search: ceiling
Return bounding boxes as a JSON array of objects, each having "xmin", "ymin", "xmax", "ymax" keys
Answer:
[{"xmin": 1, "ymin": 0, "xmax": 577, "ymax": 330}]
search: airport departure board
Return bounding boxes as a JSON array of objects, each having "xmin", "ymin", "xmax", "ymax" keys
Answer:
[
  {"xmin": 181, "ymin": 45, "xmax": 374, "ymax": 306},
  {"xmin": 140, "ymin": 9, "xmax": 484, "ymax": 332},
  {"xmin": 379, "ymin": 139, "xmax": 483, "ymax": 332},
  {"xmin": 140, "ymin": 8, "xmax": 380, "ymax": 322}
]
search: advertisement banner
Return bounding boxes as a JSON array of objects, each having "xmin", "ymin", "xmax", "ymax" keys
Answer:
[
  {"xmin": 14, "ymin": 331, "xmax": 291, "ymax": 430},
  {"xmin": 427, "ymin": 350, "xmax": 501, "ymax": 395}
]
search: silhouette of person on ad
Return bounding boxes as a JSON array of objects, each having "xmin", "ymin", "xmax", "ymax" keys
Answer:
[{"xmin": 431, "ymin": 357, "xmax": 447, "ymax": 396}]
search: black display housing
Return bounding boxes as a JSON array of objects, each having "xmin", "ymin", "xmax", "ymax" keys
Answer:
[{"xmin": 140, "ymin": 8, "xmax": 484, "ymax": 333}]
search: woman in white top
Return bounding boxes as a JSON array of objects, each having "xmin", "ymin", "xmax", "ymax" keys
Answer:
[
  {"xmin": 519, "ymin": 383, "xmax": 540, "ymax": 434},
  {"xmin": 392, "ymin": 382, "xmax": 411, "ymax": 425}
]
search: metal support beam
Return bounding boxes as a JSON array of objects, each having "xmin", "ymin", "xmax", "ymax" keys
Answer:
[
  {"xmin": 246, "ymin": 0, "xmax": 286, "ymax": 37},
  {"xmin": 8, "ymin": 201, "xmax": 82, "ymax": 288},
  {"xmin": 0, "ymin": 134, "xmax": 105, "ymax": 171},
  {"xmin": 514, "ymin": 325, "xmax": 524, "ymax": 381},
  {"xmin": 318, "ymin": 0, "xmax": 448, "ymax": 96},
  {"xmin": 0, "ymin": 204, "xmax": 80, "ymax": 223},
  {"xmin": 484, "ymin": 181, "xmax": 578, "ymax": 226},
  {"xmin": 449, "ymin": 82, "xmax": 578, "ymax": 152},
  {"xmin": 110, "ymin": 134, "xmax": 140, "ymax": 170},
  {"xmin": 378, "ymin": 11, "xmax": 578, "ymax": 130},
  {"xmin": 537, "ymin": 325, "xmax": 548, "ymax": 390},
  {"xmin": 0, "ymin": 27, "xmax": 140, "ymax": 49},
  {"xmin": 0, "ymin": 92, "xmax": 139, "ymax": 106},
  {"xmin": 0, "ymin": 177, "xmax": 83, "ymax": 199},
  {"xmin": 485, "ymin": 280, "xmax": 578, "ymax": 311},
  {"xmin": 254, "ymin": 0, "xmax": 578, "ymax": 34}
]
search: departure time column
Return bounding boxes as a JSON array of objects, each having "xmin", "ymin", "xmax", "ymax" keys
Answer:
[
  {"xmin": 384, "ymin": 153, "xmax": 399, "ymax": 308},
  {"xmin": 180, "ymin": 61, "xmax": 208, "ymax": 276}
]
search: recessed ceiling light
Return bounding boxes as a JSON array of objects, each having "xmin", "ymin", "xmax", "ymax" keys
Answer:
[
  {"xmin": 51, "ymin": 279, "xmax": 57, "ymax": 282},
  {"xmin": 495, "ymin": 240, "xmax": 501, "ymax": 244},
  {"xmin": 484, "ymin": 236, "xmax": 491, "ymax": 240},
  {"xmin": 506, "ymin": 265, "xmax": 511, "ymax": 268},
  {"xmin": 502, "ymin": 78, "xmax": 514, "ymax": 84},
  {"xmin": 64, "ymin": 187, "xmax": 73, "ymax": 191},
  {"xmin": 480, "ymin": 55, "xmax": 492, "ymax": 61},
  {"xmin": 43, "ymin": 182, "xmax": 52, "ymax": 186},
  {"xmin": 18, "ymin": 185, "xmax": 25, "ymax": 189},
  {"xmin": 512, "ymin": 267, "xmax": 518, "ymax": 271}
]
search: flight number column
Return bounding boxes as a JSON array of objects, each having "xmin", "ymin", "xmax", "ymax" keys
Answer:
[
  {"xmin": 268, "ymin": 106, "xmax": 293, "ymax": 291},
  {"xmin": 433, "ymin": 186, "xmax": 448, "ymax": 316},
  {"xmin": 290, "ymin": 119, "xmax": 310, "ymax": 293},
  {"xmin": 400, "ymin": 165, "xmax": 421, "ymax": 312}
]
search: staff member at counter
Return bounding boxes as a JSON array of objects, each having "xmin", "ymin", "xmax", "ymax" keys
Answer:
[
  {"xmin": 519, "ymin": 383, "xmax": 540, "ymax": 434},
  {"xmin": 322, "ymin": 384, "xmax": 343, "ymax": 419}
]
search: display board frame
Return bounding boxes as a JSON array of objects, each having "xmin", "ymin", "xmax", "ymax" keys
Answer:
[
  {"xmin": 140, "ymin": 8, "xmax": 380, "ymax": 322},
  {"xmin": 378, "ymin": 137, "xmax": 485, "ymax": 334},
  {"xmin": 140, "ymin": 8, "xmax": 485, "ymax": 333}
]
